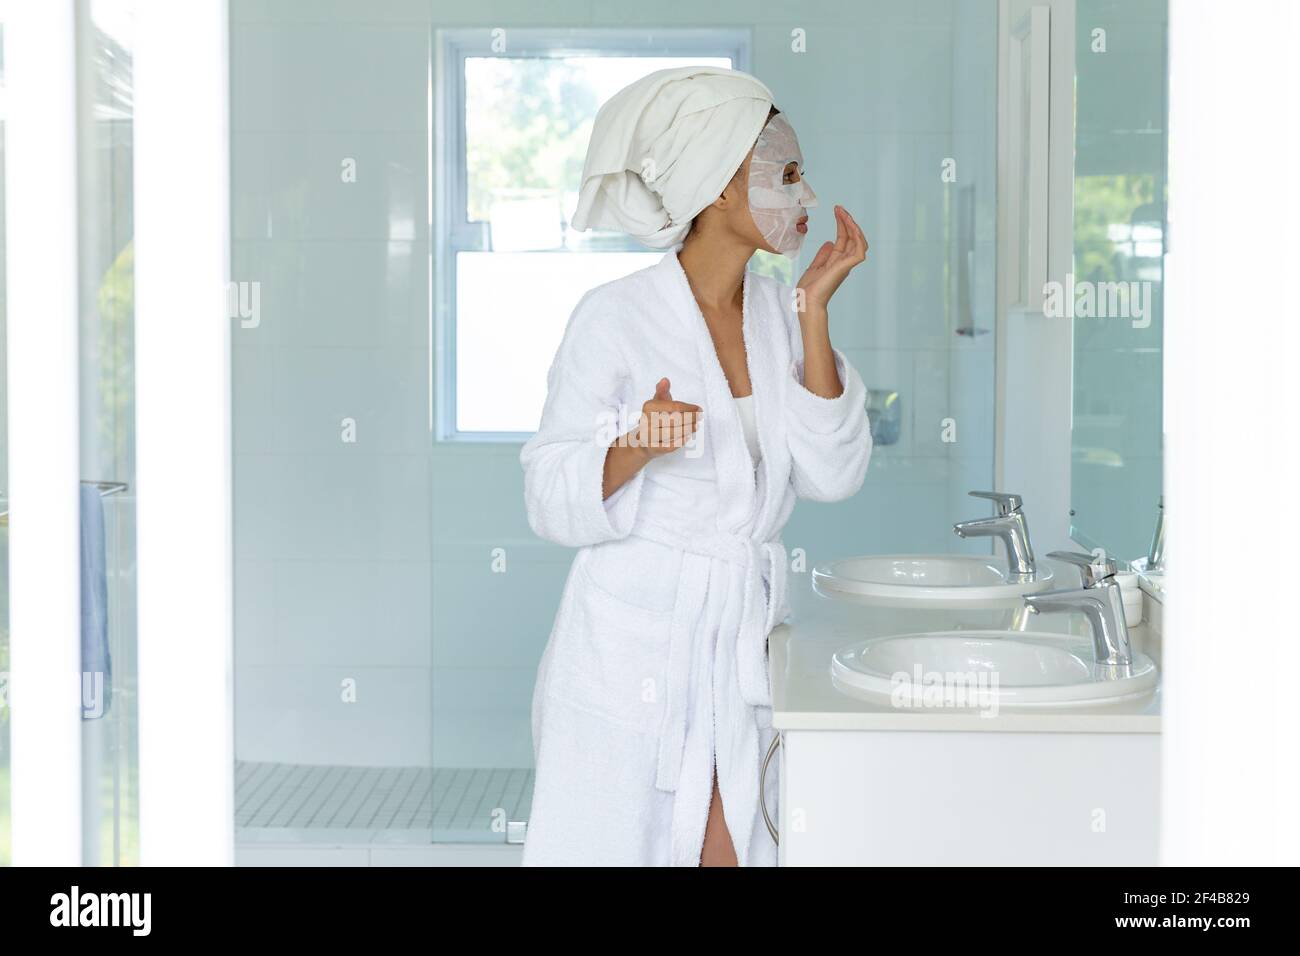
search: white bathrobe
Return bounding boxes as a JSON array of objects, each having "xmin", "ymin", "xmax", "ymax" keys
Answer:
[{"xmin": 519, "ymin": 249, "xmax": 872, "ymax": 866}]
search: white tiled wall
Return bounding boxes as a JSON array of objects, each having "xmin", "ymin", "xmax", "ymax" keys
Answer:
[{"xmin": 230, "ymin": 0, "xmax": 999, "ymax": 770}]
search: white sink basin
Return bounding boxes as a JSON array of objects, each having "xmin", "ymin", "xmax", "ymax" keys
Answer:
[
  {"xmin": 830, "ymin": 630, "xmax": 1158, "ymax": 709},
  {"xmin": 812, "ymin": 554, "xmax": 1055, "ymax": 608}
]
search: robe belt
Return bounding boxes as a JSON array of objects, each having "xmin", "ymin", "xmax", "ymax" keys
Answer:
[{"xmin": 626, "ymin": 518, "xmax": 788, "ymax": 794}]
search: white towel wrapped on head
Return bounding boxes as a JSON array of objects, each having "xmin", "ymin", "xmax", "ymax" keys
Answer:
[{"xmin": 570, "ymin": 66, "xmax": 775, "ymax": 248}]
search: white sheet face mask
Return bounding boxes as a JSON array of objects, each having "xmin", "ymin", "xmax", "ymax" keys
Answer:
[{"xmin": 747, "ymin": 114, "xmax": 818, "ymax": 259}]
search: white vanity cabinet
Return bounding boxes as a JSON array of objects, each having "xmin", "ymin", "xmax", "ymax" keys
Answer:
[
  {"xmin": 776, "ymin": 724, "xmax": 1159, "ymax": 866},
  {"xmin": 766, "ymin": 588, "xmax": 1164, "ymax": 867}
]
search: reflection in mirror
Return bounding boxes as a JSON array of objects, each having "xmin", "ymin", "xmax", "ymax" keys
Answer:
[{"xmin": 1068, "ymin": 0, "xmax": 1166, "ymax": 570}]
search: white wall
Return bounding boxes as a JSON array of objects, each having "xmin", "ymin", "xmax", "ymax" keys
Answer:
[{"xmin": 1160, "ymin": 0, "xmax": 1300, "ymax": 866}]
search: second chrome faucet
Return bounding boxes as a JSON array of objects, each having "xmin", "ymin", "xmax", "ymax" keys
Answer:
[
  {"xmin": 1023, "ymin": 551, "xmax": 1133, "ymax": 668},
  {"xmin": 952, "ymin": 490, "xmax": 1038, "ymax": 578}
]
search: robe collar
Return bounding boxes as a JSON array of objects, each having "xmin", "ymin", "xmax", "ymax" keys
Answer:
[{"xmin": 656, "ymin": 248, "xmax": 785, "ymax": 535}]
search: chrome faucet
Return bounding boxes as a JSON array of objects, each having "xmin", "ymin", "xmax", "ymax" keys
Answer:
[
  {"xmin": 1023, "ymin": 551, "xmax": 1133, "ymax": 668},
  {"xmin": 1145, "ymin": 495, "xmax": 1165, "ymax": 571},
  {"xmin": 952, "ymin": 491, "xmax": 1037, "ymax": 578}
]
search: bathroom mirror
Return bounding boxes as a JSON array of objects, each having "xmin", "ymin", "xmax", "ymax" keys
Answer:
[{"xmin": 1067, "ymin": 0, "xmax": 1166, "ymax": 567}]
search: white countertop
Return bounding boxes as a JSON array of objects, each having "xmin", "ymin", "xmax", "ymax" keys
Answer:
[{"xmin": 768, "ymin": 559, "xmax": 1162, "ymax": 734}]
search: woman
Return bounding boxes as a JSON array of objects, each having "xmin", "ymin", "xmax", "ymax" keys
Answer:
[{"xmin": 519, "ymin": 66, "xmax": 872, "ymax": 867}]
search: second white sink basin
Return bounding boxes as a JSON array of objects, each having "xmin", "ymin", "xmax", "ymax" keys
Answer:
[
  {"xmin": 812, "ymin": 554, "xmax": 1055, "ymax": 608},
  {"xmin": 830, "ymin": 630, "xmax": 1159, "ymax": 709}
]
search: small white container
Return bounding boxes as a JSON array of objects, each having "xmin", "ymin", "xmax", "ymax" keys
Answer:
[{"xmin": 1113, "ymin": 571, "xmax": 1143, "ymax": 627}]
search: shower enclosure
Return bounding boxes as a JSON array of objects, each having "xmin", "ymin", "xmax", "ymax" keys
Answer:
[{"xmin": 229, "ymin": 0, "xmax": 999, "ymax": 859}]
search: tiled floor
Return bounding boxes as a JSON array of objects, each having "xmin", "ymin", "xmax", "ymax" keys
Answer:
[
  {"xmin": 234, "ymin": 761, "xmax": 533, "ymax": 844},
  {"xmin": 236, "ymin": 843, "xmax": 525, "ymax": 867}
]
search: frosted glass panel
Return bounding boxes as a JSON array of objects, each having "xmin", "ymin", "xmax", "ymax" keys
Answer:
[{"xmin": 455, "ymin": 251, "xmax": 658, "ymax": 433}]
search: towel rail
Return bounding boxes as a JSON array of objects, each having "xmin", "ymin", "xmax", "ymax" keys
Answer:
[
  {"xmin": 84, "ymin": 480, "xmax": 129, "ymax": 497},
  {"xmin": 0, "ymin": 479, "xmax": 128, "ymax": 520}
]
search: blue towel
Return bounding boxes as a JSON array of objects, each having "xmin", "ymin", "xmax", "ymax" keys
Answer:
[{"xmin": 80, "ymin": 484, "xmax": 112, "ymax": 719}]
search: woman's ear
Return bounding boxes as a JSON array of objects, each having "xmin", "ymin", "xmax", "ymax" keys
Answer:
[
  {"xmin": 712, "ymin": 153, "xmax": 750, "ymax": 209},
  {"xmin": 707, "ymin": 181, "xmax": 736, "ymax": 212}
]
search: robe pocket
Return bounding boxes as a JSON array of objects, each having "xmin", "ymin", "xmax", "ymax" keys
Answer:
[
  {"xmin": 580, "ymin": 537, "xmax": 683, "ymax": 616},
  {"xmin": 545, "ymin": 560, "xmax": 674, "ymax": 735}
]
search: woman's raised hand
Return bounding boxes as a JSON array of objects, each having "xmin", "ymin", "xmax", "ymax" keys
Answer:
[
  {"xmin": 796, "ymin": 205, "xmax": 869, "ymax": 313},
  {"xmin": 631, "ymin": 377, "xmax": 703, "ymax": 460}
]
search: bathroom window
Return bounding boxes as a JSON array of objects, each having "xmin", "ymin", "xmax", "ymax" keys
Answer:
[{"xmin": 435, "ymin": 28, "xmax": 750, "ymax": 440}]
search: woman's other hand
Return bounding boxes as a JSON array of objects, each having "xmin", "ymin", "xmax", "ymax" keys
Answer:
[
  {"xmin": 602, "ymin": 378, "xmax": 703, "ymax": 499},
  {"xmin": 630, "ymin": 378, "xmax": 703, "ymax": 459}
]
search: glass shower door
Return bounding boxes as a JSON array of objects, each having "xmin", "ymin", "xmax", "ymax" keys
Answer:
[{"xmin": 77, "ymin": 0, "xmax": 139, "ymax": 866}]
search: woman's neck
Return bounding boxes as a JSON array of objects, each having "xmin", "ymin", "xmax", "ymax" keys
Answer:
[{"xmin": 677, "ymin": 230, "xmax": 754, "ymax": 313}]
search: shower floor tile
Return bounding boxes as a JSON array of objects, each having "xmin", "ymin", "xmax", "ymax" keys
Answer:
[{"xmin": 235, "ymin": 761, "xmax": 533, "ymax": 844}]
